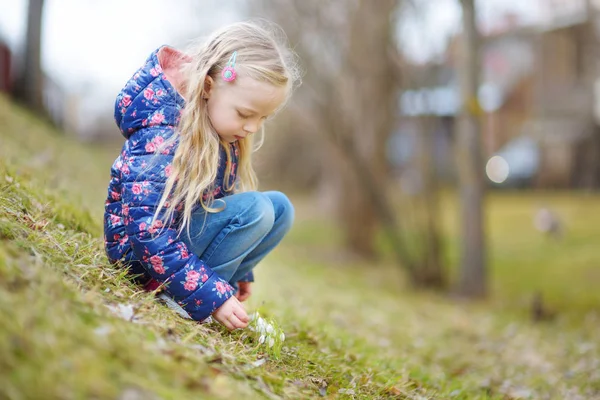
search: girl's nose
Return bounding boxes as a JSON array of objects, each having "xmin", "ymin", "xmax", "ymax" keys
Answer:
[{"xmin": 243, "ymin": 123, "xmax": 259, "ymax": 134}]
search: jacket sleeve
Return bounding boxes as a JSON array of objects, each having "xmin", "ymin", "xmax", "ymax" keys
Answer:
[{"xmin": 120, "ymin": 128, "xmax": 235, "ymax": 321}]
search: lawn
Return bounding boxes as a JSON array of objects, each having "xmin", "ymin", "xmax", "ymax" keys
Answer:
[{"xmin": 1, "ymin": 94, "xmax": 598, "ymax": 399}]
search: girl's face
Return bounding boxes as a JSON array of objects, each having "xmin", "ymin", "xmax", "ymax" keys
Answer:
[{"xmin": 205, "ymin": 75, "xmax": 287, "ymax": 143}]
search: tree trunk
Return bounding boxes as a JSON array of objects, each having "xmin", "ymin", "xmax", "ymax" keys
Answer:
[
  {"xmin": 456, "ymin": 0, "xmax": 487, "ymax": 297},
  {"xmin": 413, "ymin": 115, "xmax": 445, "ymax": 288},
  {"xmin": 336, "ymin": 0, "xmax": 398, "ymax": 258},
  {"xmin": 13, "ymin": 0, "xmax": 45, "ymax": 113}
]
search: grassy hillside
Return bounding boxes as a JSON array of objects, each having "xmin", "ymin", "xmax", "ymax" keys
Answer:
[{"xmin": 1, "ymin": 94, "xmax": 599, "ymax": 399}]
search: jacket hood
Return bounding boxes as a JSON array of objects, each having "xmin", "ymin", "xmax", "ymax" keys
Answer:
[{"xmin": 114, "ymin": 46, "xmax": 185, "ymax": 138}]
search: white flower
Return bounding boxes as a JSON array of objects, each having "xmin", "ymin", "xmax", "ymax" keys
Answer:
[
  {"xmin": 257, "ymin": 318, "xmax": 266, "ymax": 331},
  {"xmin": 266, "ymin": 324, "xmax": 274, "ymax": 334},
  {"xmin": 280, "ymin": 332, "xmax": 285, "ymax": 342},
  {"xmin": 268, "ymin": 337, "xmax": 275, "ymax": 348},
  {"xmin": 259, "ymin": 335, "xmax": 265, "ymax": 344}
]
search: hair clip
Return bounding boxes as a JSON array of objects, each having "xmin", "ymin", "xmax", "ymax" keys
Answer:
[{"xmin": 222, "ymin": 51, "xmax": 237, "ymax": 82}]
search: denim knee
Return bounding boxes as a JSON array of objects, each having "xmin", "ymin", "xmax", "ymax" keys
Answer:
[
  {"xmin": 265, "ymin": 191, "xmax": 295, "ymax": 232},
  {"xmin": 237, "ymin": 191, "xmax": 275, "ymax": 234}
]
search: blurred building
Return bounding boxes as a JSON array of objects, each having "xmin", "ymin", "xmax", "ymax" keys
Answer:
[{"xmin": 398, "ymin": 0, "xmax": 600, "ymax": 189}]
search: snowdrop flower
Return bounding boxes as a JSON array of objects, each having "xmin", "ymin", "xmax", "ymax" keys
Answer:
[{"xmin": 247, "ymin": 311, "xmax": 286, "ymax": 358}]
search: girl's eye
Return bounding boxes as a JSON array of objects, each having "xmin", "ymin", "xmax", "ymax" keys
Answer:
[{"xmin": 237, "ymin": 111, "xmax": 250, "ymax": 119}]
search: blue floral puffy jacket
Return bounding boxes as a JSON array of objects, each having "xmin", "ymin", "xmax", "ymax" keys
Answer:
[{"xmin": 104, "ymin": 47, "xmax": 239, "ymax": 321}]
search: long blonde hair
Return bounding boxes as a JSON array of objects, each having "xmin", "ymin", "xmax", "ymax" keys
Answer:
[{"xmin": 154, "ymin": 21, "xmax": 300, "ymax": 234}]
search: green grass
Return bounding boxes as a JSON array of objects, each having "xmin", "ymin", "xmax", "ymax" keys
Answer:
[{"xmin": 1, "ymin": 93, "xmax": 599, "ymax": 399}]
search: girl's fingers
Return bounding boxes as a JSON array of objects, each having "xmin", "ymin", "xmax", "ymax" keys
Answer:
[
  {"xmin": 229, "ymin": 313, "xmax": 247, "ymax": 329},
  {"xmin": 233, "ymin": 306, "xmax": 250, "ymax": 323}
]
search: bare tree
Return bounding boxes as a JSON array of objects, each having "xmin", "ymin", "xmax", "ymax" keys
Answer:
[
  {"xmin": 252, "ymin": 0, "xmax": 402, "ymax": 258},
  {"xmin": 250, "ymin": 0, "xmax": 449, "ymax": 289},
  {"xmin": 456, "ymin": 0, "xmax": 487, "ymax": 297},
  {"xmin": 12, "ymin": 0, "xmax": 45, "ymax": 113}
]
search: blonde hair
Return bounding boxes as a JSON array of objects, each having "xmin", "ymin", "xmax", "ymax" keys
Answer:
[{"xmin": 154, "ymin": 20, "xmax": 300, "ymax": 234}]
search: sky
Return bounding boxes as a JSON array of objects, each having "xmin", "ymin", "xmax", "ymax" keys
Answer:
[
  {"xmin": 0, "ymin": 0, "xmax": 243, "ymax": 129},
  {"xmin": 397, "ymin": 0, "xmax": 544, "ymax": 64},
  {"xmin": 0, "ymin": 0, "xmax": 242, "ymax": 89},
  {"xmin": 0, "ymin": 0, "xmax": 572, "ymax": 126}
]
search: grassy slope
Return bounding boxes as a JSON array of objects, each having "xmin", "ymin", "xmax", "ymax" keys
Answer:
[{"xmin": 1, "ymin": 94, "xmax": 599, "ymax": 399}]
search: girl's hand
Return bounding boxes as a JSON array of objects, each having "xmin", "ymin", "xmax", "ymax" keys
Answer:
[
  {"xmin": 212, "ymin": 296, "xmax": 249, "ymax": 330},
  {"xmin": 236, "ymin": 281, "xmax": 252, "ymax": 302}
]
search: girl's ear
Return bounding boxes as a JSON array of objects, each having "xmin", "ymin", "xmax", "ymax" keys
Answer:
[{"xmin": 204, "ymin": 76, "xmax": 214, "ymax": 99}]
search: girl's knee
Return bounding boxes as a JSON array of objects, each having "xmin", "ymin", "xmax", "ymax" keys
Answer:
[
  {"xmin": 242, "ymin": 191, "xmax": 275, "ymax": 231},
  {"xmin": 265, "ymin": 191, "xmax": 294, "ymax": 228}
]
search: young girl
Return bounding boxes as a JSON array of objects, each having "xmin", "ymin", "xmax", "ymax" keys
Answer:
[{"xmin": 104, "ymin": 21, "xmax": 300, "ymax": 331}]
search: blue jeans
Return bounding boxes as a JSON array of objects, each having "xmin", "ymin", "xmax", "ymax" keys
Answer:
[{"xmin": 182, "ymin": 191, "xmax": 294, "ymax": 290}]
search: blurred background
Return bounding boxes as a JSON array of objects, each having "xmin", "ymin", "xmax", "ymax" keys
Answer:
[{"xmin": 1, "ymin": 0, "xmax": 599, "ymax": 315}]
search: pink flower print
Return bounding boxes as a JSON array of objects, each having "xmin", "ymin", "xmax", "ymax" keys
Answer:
[
  {"xmin": 186, "ymin": 270, "xmax": 201, "ymax": 282},
  {"xmin": 201, "ymin": 274, "xmax": 208, "ymax": 283},
  {"xmin": 121, "ymin": 163, "xmax": 130, "ymax": 175},
  {"xmin": 184, "ymin": 280, "xmax": 198, "ymax": 291},
  {"xmin": 122, "ymin": 94, "xmax": 132, "ymax": 107},
  {"xmin": 230, "ymin": 162, "xmax": 237, "ymax": 179},
  {"xmin": 150, "ymin": 66, "xmax": 161, "ymax": 77},
  {"xmin": 110, "ymin": 215, "xmax": 121, "ymax": 226},
  {"xmin": 179, "ymin": 244, "xmax": 188, "ymax": 258},
  {"xmin": 150, "ymin": 112, "xmax": 164, "ymax": 126},
  {"xmin": 144, "ymin": 88, "xmax": 154, "ymax": 100},
  {"xmin": 118, "ymin": 234, "xmax": 128, "ymax": 245},
  {"xmin": 145, "ymin": 141, "xmax": 156, "ymax": 153},
  {"xmin": 122, "ymin": 204, "xmax": 129, "ymax": 216},
  {"xmin": 215, "ymin": 281, "xmax": 227, "ymax": 295},
  {"xmin": 148, "ymin": 219, "xmax": 164, "ymax": 235},
  {"xmin": 165, "ymin": 164, "xmax": 172, "ymax": 177},
  {"xmin": 110, "ymin": 191, "xmax": 120, "ymax": 200},
  {"xmin": 150, "ymin": 255, "xmax": 165, "ymax": 274},
  {"xmin": 156, "ymin": 88, "xmax": 165, "ymax": 97},
  {"xmin": 139, "ymin": 222, "xmax": 147, "ymax": 231},
  {"xmin": 152, "ymin": 135, "xmax": 164, "ymax": 146},
  {"xmin": 132, "ymin": 183, "xmax": 142, "ymax": 195}
]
